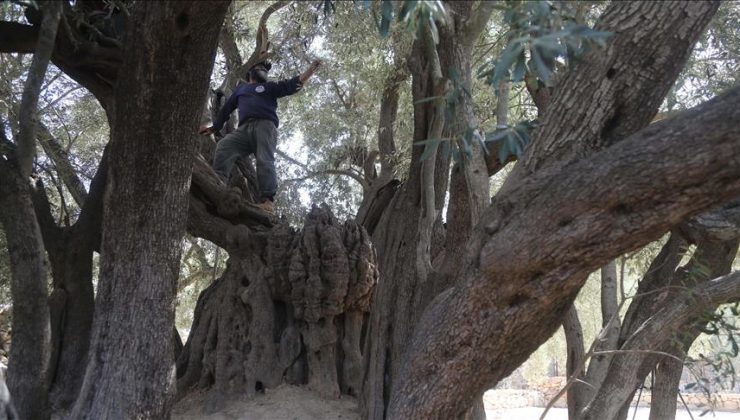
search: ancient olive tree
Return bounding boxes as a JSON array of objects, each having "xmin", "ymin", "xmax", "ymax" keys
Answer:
[{"xmin": 2, "ymin": 1, "xmax": 740, "ymax": 420}]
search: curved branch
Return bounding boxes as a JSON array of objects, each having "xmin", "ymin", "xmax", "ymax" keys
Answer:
[
  {"xmin": 389, "ymin": 85, "xmax": 740, "ymax": 418},
  {"xmin": 17, "ymin": 1, "xmax": 63, "ymax": 177},
  {"xmin": 282, "ymin": 169, "xmax": 368, "ymax": 190},
  {"xmin": 277, "ymin": 149, "xmax": 369, "ymax": 190},
  {"xmin": 238, "ymin": 1, "xmax": 290, "ymax": 75}
]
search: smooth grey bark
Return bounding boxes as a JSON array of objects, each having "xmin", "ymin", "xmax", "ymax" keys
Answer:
[
  {"xmin": 580, "ymin": 270, "xmax": 740, "ymax": 420},
  {"xmin": 563, "ymin": 305, "xmax": 585, "ymax": 420},
  {"xmin": 15, "ymin": 0, "xmax": 62, "ymax": 178},
  {"xmin": 648, "ymin": 350, "xmax": 684, "ymax": 420},
  {"xmin": 438, "ymin": 0, "xmax": 491, "ymax": 272},
  {"xmin": 563, "ymin": 262, "xmax": 620, "ymax": 420},
  {"xmin": 584, "ymin": 262, "xmax": 621, "ymax": 394},
  {"xmin": 68, "ymin": 2, "xmax": 230, "ymax": 418}
]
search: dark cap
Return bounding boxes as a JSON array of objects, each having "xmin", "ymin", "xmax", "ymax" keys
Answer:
[{"xmin": 250, "ymin": 61, "xmax": 272, "ymax": 72}]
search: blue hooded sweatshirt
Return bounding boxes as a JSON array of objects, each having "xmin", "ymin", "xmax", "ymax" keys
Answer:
[{"xmin": 213, "ymin": 76, "xmax": 302, "ymax": 131}]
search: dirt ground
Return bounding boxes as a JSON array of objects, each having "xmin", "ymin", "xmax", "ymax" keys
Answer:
[
  {"xmin": 172, "ymin": 385, "xmax": 360, "ymax": 420},
  {"xmin": 173, "ymin": 385, "xmax": 739, "ymax": 420}
]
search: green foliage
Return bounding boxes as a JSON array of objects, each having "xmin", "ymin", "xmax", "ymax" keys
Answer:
[
  {"xmin": 486, "ymin": 120, "xmax": 536, "ymax": 163},
  {"xmin": 374, "ymin": 0, "xmax": 447, "ymax": 42},
  {"xmin": 478, "ymin": 1, "xmax": 612, "ymax": 88},
  {"xmin": 662, "ymin": 1, "xmax": 740, "ymax": 111}
]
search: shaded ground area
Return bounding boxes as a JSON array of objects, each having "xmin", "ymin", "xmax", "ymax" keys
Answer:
[
  {"xmin": 172, "ymin": 384, "xmax": 740, "ymax": 419},
  {"xmin": 172, "ymin": 385, "xmax": 359, "ymax": 420}
]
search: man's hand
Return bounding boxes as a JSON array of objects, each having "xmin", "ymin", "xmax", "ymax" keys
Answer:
[
  {"xmin": 199, "ymin": 125, "xmax": 214, "ymax": 136},
  {"xmin": 300, "ymin": 59, "xmax": 322, "ymax": 83}
]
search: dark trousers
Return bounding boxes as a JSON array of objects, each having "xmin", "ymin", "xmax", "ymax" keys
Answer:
[{"xmin": 213, "ymin": 119, "xmax": 278, "ymax": 199}]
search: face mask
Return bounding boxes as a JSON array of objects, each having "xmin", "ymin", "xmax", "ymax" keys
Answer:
[{"xmin": 252, "ymin": 69, "xmax": 268, "ymax": 83}]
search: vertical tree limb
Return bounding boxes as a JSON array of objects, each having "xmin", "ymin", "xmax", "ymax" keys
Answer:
[{"xmin": 16, "ymin": 0, "xmax": 63, "ymax": 178}]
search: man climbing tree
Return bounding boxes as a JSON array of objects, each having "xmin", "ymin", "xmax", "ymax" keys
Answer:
[{"xmin": 199, "ymin": 59, "xmax": 322, "ymax": 213}]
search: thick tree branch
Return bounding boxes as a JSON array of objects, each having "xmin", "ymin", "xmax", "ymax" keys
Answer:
[
  {"xmin": 17, "ymin": 0, "xmax": 63, "ymax": 177},
  {"xmin": 679, "ymin": 199, "xmax": 740, "ymax": 243},
  {"xmin": 389, "ymin": 86, "xmax": 740, "ymax": 418},
  {"xmin": 219, "ymin": 9, "xmax": 243, "ymax": 75}
]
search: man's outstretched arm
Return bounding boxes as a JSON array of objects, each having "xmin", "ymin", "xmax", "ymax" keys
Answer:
[{"xmin": 266, "ymin": 60, "xmax": 322, "ymax": 98}]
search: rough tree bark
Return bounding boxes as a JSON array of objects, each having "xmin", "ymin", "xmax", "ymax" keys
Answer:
[
  {"xmin": 0, "ymin": 2, "xmax": 61, "ymax": 418},
  {"xmin": 500, "ymin": 1, "xmax": 719, "ymax": 192},
  {"xmin": 180, "ymin": 194, "xmax": 377, "ymax": 412},
  {"xmin": 388, "ymin": 83, "xmax": 740, "ymax": 418},
  {"xmin": 67, "ymin": 2, "xmax": 230, "ymax": 418},
  {"xmin": 0, "ymin": 155, "xmax": 51, "ymax": 420},
  {"xmin": 360, "ymin": 32, "xmax": 452, "ymax": 420},
  {"xmin": 361, "ymin": 3, "xmax": 496, "ymax": 418},
  {"xmin": 384, "ymin": 1, "xmax": 722, "ymax": 417}
]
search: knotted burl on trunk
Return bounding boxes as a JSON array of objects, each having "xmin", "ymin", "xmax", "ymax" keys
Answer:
[{"xmin": 177, "ymin": 203, "xmax": 378, "ymax": 413}]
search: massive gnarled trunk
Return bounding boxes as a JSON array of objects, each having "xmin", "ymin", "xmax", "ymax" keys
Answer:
[
  {"xmin": 360, "ymin": 34, "xmax": 451, "ymax": 420},
  {"xmin": 40, "ymin": 153, "xmax": 107, "ymax": 410},
  {"xmin": 179, "ymin": 181, "xmax": 378, "ymax": 412},
  {"xmin": 68, "ymin": 2, "xmax": 229, "ymax": 418},
  {"xmin": 361, "ymin": 3, "xmax": 496, "ymax": 418}
]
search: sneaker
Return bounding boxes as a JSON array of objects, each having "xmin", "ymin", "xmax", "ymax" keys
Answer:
[{"xmin": 256, "ymin": 200, "xmax": 275, "ymax": 214}]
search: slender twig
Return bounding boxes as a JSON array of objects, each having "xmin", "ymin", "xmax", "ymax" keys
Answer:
[{"xmin": 39, "ymin": 86, "xmax": 83, "ymax": 113}]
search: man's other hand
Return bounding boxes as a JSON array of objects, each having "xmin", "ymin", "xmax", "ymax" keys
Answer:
[{"xmin": 199, "ymin": 125, "xmax": 214, "ymax": 135}]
